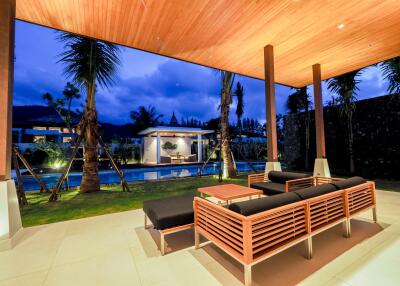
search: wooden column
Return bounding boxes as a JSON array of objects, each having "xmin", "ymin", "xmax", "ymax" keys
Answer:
[
  {"xmin": 264, "ymin": 45, "xmax": 278, "ymax": 162},
  {"xmin": 197, "ymin": 134, "xmax": 202, "ymax": 163},
  {"xmin": 156, "ymin": 133, "xmax": 161, "ymax": 164},
  {"xmin": 0, "ymin": 0, "xmax": 15, "ymax": 181},
  {"xmin": 312, "ymin": 64, "xmax": 326, "ymax": 158}
]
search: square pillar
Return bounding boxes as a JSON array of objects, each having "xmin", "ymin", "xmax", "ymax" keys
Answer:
[
  {"xmin": 264, "ymin": 45, "xmax": 281, "ymax": 173},
  {"xmin": 156, "ymin": 133, "xmax": 161, "ymax": 164},
  {"xmin": 312, "ymin": 64, "xmax": 330, "ymax": 177},
  {"xmin": 197, "ymin": 134, "xmax": 202, "ymax": 163},
  {"xmin": 0, "ymin": 0, "xmax": 23, "ymax": 251}
]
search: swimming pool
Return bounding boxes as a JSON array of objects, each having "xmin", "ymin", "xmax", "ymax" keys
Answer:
[{"xmin": 14, "ymin": 162, "xmax": 266, "ymax": 191}]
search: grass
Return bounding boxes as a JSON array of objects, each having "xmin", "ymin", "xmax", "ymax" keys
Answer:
[{"xmin": 21, "ymin": 175, "xmax": 248, "ymax": 227}]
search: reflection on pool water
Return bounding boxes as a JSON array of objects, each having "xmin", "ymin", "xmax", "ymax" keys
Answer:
[{"xmin": 14, "ymin": 162, "xmax": 266, "ymax": 191}]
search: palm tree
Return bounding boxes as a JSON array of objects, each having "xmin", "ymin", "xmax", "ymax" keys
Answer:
[
  {"xmin": 380, "ymin": 57, "xmax": 400, "ymax": 95},
  {"xmin": 233, "ymin": 82, "xmax": 245, "ymax": 160},
  {"xmin": 219, "ymin": 71, "xmax": 236, "ymax": 178},
  {"xmin": 327, "ymin": 70, "xmax": 363, "ymax": 174},
  {"xmin": 234, "ymin": 82, "xmax": 244, "ymax": 128},
  {"xmin": 286, "ymin": 87, "xmax": 311, "ymax": 169},
  {"xmin": 58, "ymin": 32, "xmax": 121, "ymax": 193},
  {"xmin": 130, "ymin": 105, "xmax": 163, "ymax": 131}
]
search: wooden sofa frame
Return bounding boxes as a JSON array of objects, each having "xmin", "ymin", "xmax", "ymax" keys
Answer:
[
  {"xmin": 194, "ymin": 178, "xmax": 377, "ymax": 286},
  {"xmin": 248, "ymin": 173, "xmax": 317, "ymax": 192}
]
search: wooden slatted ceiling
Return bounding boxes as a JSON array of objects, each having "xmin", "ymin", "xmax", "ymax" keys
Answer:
[{"xmin": 16, "ymin": 0, "xmax": 400, "ymax": 88}]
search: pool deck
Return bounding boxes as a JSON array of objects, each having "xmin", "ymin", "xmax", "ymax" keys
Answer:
[{"xmin": 0, "ymin": 189, "xmax": 399, "ymax": 286}]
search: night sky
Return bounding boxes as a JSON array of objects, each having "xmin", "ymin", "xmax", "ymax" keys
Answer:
[{"xmin": 14, "ymin": 21, "xmax": 389, "ymax": 125}]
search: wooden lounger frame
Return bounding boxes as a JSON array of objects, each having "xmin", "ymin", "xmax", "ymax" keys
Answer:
[
  {"xmin": 248, "ymin": 173, "xmax": 317, "ymax": 192},
  {"xmin": 144, "ymin": 214, "xmax": 194, "ymax": 255},
  {"xmin": 194, "ymin": 179, "xmax": 377, "ymax": 286}
]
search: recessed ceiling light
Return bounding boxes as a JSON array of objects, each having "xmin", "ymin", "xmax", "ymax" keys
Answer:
[{"xmin": 337, "ymin": 23, "xmax": 345, "ymax": 29}]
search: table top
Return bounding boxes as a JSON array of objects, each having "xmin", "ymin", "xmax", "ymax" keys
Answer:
[{"xmin": 197, "ymin": 184, "xmax": 262, "ymax": 201}]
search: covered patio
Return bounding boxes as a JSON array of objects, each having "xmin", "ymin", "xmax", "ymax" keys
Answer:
[
  {"xmin": 1, "ymin": 0, "xmax": 400, "ymax": 285},
  {"xmin": 138, "ymin": 126, "xmax": 213, "ymax": 165}
]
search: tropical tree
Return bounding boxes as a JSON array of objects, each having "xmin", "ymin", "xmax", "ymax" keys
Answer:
[
  {"xmin": 42, "ymin": 82, "xmax": 81, "ymax": 134},
  {"xmin": 380, "ymin": 57, "xmax": 400, "ymax": 95},
  {"xmin": 327, "ymin": 70, "xmax": 363, "ymax": 174},
  {"xmin": 58, "ymin": 32, "xmax": 121, "ymax": 193},
  {"xmin": 286, "ymin": 87, "xmax": 312, "ymax": 169},
  {"xmin": 219, "ymin": 71, "xmax": 236, "ymax": 178},
  {"xmin": 130, "ymin": 105, "xmax": 163, "ymax": 131},
  {"xmin": 234, "ymin": 82, "xmax": 244, "ymax": 129}
]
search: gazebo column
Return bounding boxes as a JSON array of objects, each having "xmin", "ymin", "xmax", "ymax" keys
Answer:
[
  {"xmin": 312, "ymin": 64, "xmax": 330, "ymax": 177},
  {"xmin": 264, "ymin": 45, "xmax": 281, "ymax": 173},
  {"xmin": 197, "ymin": 134, "xmax": 202, "ymax": 163},
  {"xmin": 156, "ymin": 133, "xmax": 161, "ymax": 164},
  {"xmin": 0, "ymin": 0, "xmax": 23, "ymax": 251}
]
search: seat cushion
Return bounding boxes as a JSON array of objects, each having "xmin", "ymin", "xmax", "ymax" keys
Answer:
[
  {"xmin": 331, "ymin": 177, "xmax": 367, "ymax": 190},
  {"xmin": 268, "ymin": 171, "xmax": 311, "ymax": 184},
  {"xmin": 143, "ymin": 194, "xmax": 194, "ymax": 230},
  {"xmin": 294, "ymin": 184, "xmax": 338, "ymax": 200},
  {"xmin": 228, "ymin": 192, "xmax": 301, "ymax": 216},
  {"xmin": 250, "ymin": 182, "xmax": 286, "ymax": 196}
]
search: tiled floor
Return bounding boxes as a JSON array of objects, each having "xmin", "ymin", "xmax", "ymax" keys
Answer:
[{"xmin": 0, "ymin": 189, "xmax": 399, "ymax": 286}]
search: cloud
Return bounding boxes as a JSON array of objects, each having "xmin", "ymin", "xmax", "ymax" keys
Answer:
[{"xmin": 13, "ymin": 20, "xmax": 391, "ymax": 126}]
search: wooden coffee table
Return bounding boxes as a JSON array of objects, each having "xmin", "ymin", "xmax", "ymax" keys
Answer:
[{"xmin": 197, "ymin": 184, "xmax": 262, "ymax": 205}]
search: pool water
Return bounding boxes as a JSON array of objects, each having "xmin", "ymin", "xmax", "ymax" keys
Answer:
[{"xmin": 14, "ymin": 162, "xmax": 266, "ymax": 191}]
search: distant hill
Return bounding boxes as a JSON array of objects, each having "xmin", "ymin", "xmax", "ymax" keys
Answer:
[{"xmin": 13, "ymin": 105, "xmax": 135, "ymax": 142}]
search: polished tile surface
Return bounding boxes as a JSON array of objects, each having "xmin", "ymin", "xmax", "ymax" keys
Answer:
[{"xmin": 0, "ymin": 189, "xmax": 399, "ymax": 286}]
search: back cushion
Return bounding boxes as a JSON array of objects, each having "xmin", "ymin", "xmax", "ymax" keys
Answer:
[
  {"xmin": 268, "ymin": 171, "xmax": 311, "ymax": 184},
  {"xmin": 331, "ymin": 177, "xmax": 367, "ymax": 190},
  {"xmin": 294, "ymin": 184, "xmax": 337, "ymax": 200},
  {"xmin": 228, "ymin": 192, "xmax": 301, "ymax": 216}
]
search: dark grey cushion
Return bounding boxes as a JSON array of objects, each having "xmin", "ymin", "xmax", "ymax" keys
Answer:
[
  {"xmin": 294, "ymin": 184, "xmax": 337, "ymax": 200},
  {"xmin": 268, "ymin": 171, "xmax": 311, "ymax": 184},
  {"xmin": 228, "ymin": 192, "xmax": 301, "ymax": 216},
  {"xmin": 143, "ymin": 194, "xmax": 194, "ymax": 230},
  {"xmin": 250, "ymin": 182, "xmax": 286, "ymax": 196},
  {"xmin": 331, "ymin": 177, "xmax": 367, "ymax": 190}
]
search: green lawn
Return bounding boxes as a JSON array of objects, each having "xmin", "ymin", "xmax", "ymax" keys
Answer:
[
  {"xmin": 21, "ymin": 175, "xmax": 248, "ymax": 227},
  {"xmin": 20, "ymin": 174, "xmax": 399, "ymax": 227}
]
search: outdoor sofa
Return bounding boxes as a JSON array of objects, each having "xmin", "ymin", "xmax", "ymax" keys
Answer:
[
  {"xmin": 194, "ymin": 176, "xmax": 377, "ymax": 286},
  {"xmin": 248, "ymin": 170, "xmax": 314, "ymax": 195}
]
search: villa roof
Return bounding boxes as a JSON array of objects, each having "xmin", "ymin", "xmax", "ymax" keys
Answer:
[
  {"xmin": 138, "ymin": 126, "xmax": 213, "ymax": 136},
  {"xmin": 16, "ymin": 0, "xmax": 400, "ymax": 87}
]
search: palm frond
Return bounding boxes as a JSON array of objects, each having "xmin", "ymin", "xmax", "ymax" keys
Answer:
[
  {"xmin": 380, "ymin": 57, "xmax": 400, "ymax": 95},
  {"xmin": 57, "ymin": 32, "xmax": 121, "ymax": 90}
]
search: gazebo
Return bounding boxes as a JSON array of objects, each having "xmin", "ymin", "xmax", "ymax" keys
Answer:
[
  {"xmin": 1, "ymin": 0, "xmax": 400, "ymax": 251},
  {"xmin": 138, "ymin": 126, "xmax": 213, "ymax": 164}
]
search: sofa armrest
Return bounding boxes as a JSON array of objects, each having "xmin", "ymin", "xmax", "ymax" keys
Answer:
[
  {"xmin": 248, "ymin": 173, "xmax": 267, "ymax": 188},
  {"xmin": 315, "ymin": 176, "xmax": 343, "ymax": 185},
  {"xmin": 285, "ymin": 177, "xmax": 315, "ymax": 192},
  {"xmin": 194, "ymin": 197, "xmax": 309, "ymax": 265}
]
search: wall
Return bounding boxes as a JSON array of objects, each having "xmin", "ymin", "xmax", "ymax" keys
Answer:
[
  {"xmin": 284, "ymin": 95, "xmax": 400, "ymax": 179},
  {"xmin": 142, "ymin": 136, "xmax": 192, "ymax": 163}
]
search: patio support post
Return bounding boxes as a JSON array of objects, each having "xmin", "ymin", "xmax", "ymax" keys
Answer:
[
  {"xmin": 156, "ymin": 133, "xmax": 161, "ymax": 164},
  {"xmin": 312, "ymin": 64, "xmax": 330, "ymax": 177},
  {"xmin": 0, "ymin": 0, "xmax": 23, "ymax": 251},
  {"xmin": 197, "ymin": 134, "xmax": 202, "ymax": 163},
  {"xmin": 264, "ymin": 45, "xmax": 281, "ymax": 173}
]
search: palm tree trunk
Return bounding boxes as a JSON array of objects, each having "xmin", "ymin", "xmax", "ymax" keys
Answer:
[
  {"xmin": 80, "ymin": 83, "xmax": 100, "ymax": 192},
  {"xmin": 220, "ymin": 90, "xmax": 236, "ymax": 178},
  {"xmin": 348, "ymin": 114, "xmax": 355, "ymax": 174}
]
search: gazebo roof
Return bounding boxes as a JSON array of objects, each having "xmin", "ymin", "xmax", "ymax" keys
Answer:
[
  {"xmin": 138, "ymin": 126, "xmax": 213, "ymax": 136},
  {"xmin": 16, "ymin": 0, "xmax": 400, "ymax": 87}
]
